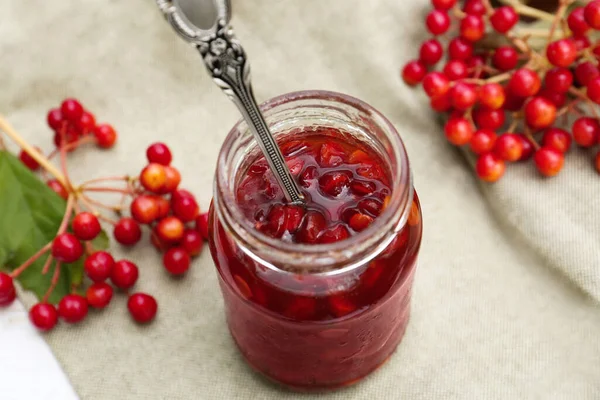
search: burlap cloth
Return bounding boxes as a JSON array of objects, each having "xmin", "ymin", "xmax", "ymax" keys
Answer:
[{"xmin": 2, "ymin": 0, "xmax": 600, "ymax": 399}]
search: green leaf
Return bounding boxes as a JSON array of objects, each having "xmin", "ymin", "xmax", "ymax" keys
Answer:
[{"xmin": 0, "ymin": 151, "xmax": 108, "ymax": 303}]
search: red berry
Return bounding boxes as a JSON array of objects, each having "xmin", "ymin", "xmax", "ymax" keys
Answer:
[
  {"xmin": 130, "ymin": 195, "xmax": 159, "ymax": 224},
  {"xmin": 494, "ymin": 133, "xmax": 523, "ymax": 162},
  {"xmin": 490, "ymin": 6, "xmax": 518, "ymax": 33},
  {"xmin": 538, "ymin": 89, "xmax": 566, "ymax": 108},
  {"xmin": 449, "ymin": 81, "xmax": 478, "ymax": 110},
  {"xmin": 52, "ymin": 233, "xmax": 83, "ymax": 263},
  {"xmin": 503, "ymin": 88, "xmax": 527, "ymax": 111},
  {"xmin": 402, "ymin": 60, "xmax": 427, "ymax": 86},
  {"xmin": 426, "ymin": 9, "xmax": 451, "ymax": 35},
  {"xmin": 575, "ymin": 61, "xmax": 599, "ymax": 86},
  {"xmin": 470, "ymin": 129, "xmax": 497, "ymax": 155},
  {"xmin": 541, "ymin": 128, "xmax": 571, "ymax": 153},
  {"xmin": 171, "ymin": 190, "xmax": 199, "ymax": 222},
  {"xmin": 479, "ymin": 83, "xmax": 505, "ymax": 110},
  {"xmin": 444, "ymin": 117, "xmax": 474, "ymax": 145},
  {"xmin": 47, "ymin": 108, "xmax": 64, "ymax": 131},
  {"xmin": 476, "ymin": 153, "xmax": 505, "ymax": 182},
  {"xmin": 47, "ymin": 179, "xmax": 68, "ymax": 200},
  {"xmin": 19, "ymin": 147, "xmax": 42, "ymax": 171},
  {"xmin": 93, "ymin": 124, "xmax": 117, "ymax": 148},
  {"xmin": 72, "ymin": 212, "xmax": 101, "ymax": 241},
  {"xmin": 572, "ymin": 117, "xmax": 600, "ymax": 147},
  {"xmin": 517, "ymin": 134, "xmax": 535, "ymax": 161},
  {"xmin": 431, "ymin": 0, "xmax": 456, "ymax": 10},
  {"xmin": 459, "ymin": 15, "xmax": 485, "ymax": 42},
  {"xmin": 430, "ymin": 93, "xmax": 452, "ymax": 112},
  {"xmin": 195, "ymin": 212, "xmax": 209, "ymax": 240},
  {"xmin": 163, "ymin": 247, "xmax": 191, "ymax": 275},
  {"xmin": 422, "ymin": 72, "xmax": 450, "ymax": 98},
  {"xmin": 110, "ymin": 260, "xmax": 139, "ymax": 289},
  {"xmin": 319, "ymin": 171, "xmax": 351, "ymax": 196},
  {"xmin": 573, "ymin": 35, "xmax": 591, "ymax": 51},
  {"xmin": 466, "ymin": 55, "xmax": 487, "ymax": 79},
  {"xmin": 492, "ymin": 46, "xmax": 518, "ymax": 71},
  {"xmin": 533, "ymin": 147, "xmax": 564, "ymax": 177},
  {"xmin": 587, "ymin": 77, "xmax": 600, "ymax": 104},
  {"xmin": 0, "ymin": 273, "xmax": 16, "ymax": 307},
  {"xmin": 29, "ymin": 303, "xmax": 58, "ymax": 331},
  {"xmin": 463, "ymin": 0, "xmax": 485, "ymax": 15},
  {"xmin": 568, "ymin": 7, "xmax": 590, "ymax": 35},
  {"xmin": 146, "ymin": 142, "xmax": 172, "ymax": 166},
  {"xmin": 524, "ymin": 97, "xmax": 557, "ymax": 129},
  {"xmin": 127, "ymin": 293, "xmax": 157, "ymax": 324},
  {"xmin": 140, "ymin": 163, "xmax": 167, "ymax": 193},
  {"xmin": 86, "ymin": 282, "xmax": 113, "ymax": 309},
  {"xmin": 595, "ymin": 151, "xmax": 600, "ymax": 174},
  {"xmin": 584, "ymin": 0, "xmax": 600, "ymax": 29},
  {"xmin": 473, "ymin": 108, "xmax": 505, "ymax": 130},
  {"xmin": 155, "ymin": 196, "xmax": 170, "ymax": 219},
  {"xmin": 508, "ymin": 68, "xmax": 541, "ymax": 98},
  {"xmin": 181, "ymin": 229, "xmax": 203, "ymax": 257},
  {"xmin": 162, "ymin": 166, "xmax": 181, "ymax": 193},
  {"xmin": 84, "ymin": 251, "xmax": 114, "ymax": 283},
  {"xmin": 156, "ymin": 216, "xmax": 185, "ymax": 243},
  {"xmin": 349, "ymin": 213, "xmax": 374, "ymax": 232},
  {"xmin": 76, "ymin": 111, "xmax": 96, "ymax": 135},
  {"xmin": 319, "ymin": 225, "xmax": 350, "ymax": 244},
  {"xmin": 419, "ymin": 39, "xmax": 444, "ymax": 65},
  {"xmin": 448, "ymin": 37, "xmax": 474, "ymax": 61},
  {"xmin": 60, "ymin": 98, "xmax": 84, "ymax": 122},
  {"xmin": 544, "ymin": 67, "xmax": 573, "ymax": 93},
  {"xmin": 113, "ymin": 217, "xmax": 142, "ymax": 246},
  {"xmin": 546, "ymin": 39, "xmax": 577, "ymax": 68},
  {"xmin": 58, "ymin": 294, "xmax": 88, "ymax": 323},
  {"xmin": 296, "ymin": 211, "xmax": 326, "ymax": 243},
  {"xmin": 443, "ymin": 60, "xmax": 468, "ymax": 80},
  {"xmin": 54, "ymin": 127, "xmax": 79, "ymax": 149}
]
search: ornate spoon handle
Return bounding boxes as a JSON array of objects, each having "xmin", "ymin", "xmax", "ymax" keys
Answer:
[{"xmin": 156, "ymin": 0, "xmax": 304, "ymax": 204}]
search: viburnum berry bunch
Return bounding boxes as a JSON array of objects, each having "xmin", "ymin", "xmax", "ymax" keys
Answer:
[
  {"xmin": 0, "ymin": 98, "xmax": 209, "ymax": 331},
  {"xmin": 402, "ymin": 0, "xmax": 600, "ymax": 181}
]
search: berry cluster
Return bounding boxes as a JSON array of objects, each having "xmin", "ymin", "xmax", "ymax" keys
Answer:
[
  {"xmin": 1, "ymin": 98, "xmax": 207, "ymax": 332},
  {"xmin": 402, "ymin": 0, "xmax": 600, "ymax": 181}
]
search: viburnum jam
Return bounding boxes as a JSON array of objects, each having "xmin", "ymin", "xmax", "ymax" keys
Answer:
[{"xmin": 209, "ymin": 91, "xmax": 422, "ymax": 390}]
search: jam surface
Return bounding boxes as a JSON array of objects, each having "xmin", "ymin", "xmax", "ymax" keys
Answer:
[{"xmin": 209, "ymin": 128, "xmax": 422, "ymax": 390}]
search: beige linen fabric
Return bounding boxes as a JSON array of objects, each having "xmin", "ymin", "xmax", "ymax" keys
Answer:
[{"xmin": 2, "ymin": 0, "xmax": 600, "ymax": 399}]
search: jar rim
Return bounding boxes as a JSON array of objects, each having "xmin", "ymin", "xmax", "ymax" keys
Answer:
[{"xmin": 214, "ymin": 90, "xmax": 413, "ymax": 275}]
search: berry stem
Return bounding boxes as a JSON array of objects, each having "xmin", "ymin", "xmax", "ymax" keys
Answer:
[
  {"xmin": 82, "ymin": 186, "xmax": 134, "ymax": 195},
  {"xmin": 79, "ymin": 176, "xmax": 129, "ymax": 187},
  {"xmin": 0, "ymin": 115, "xmax": 68, "ymax": 188},
  {"xmin": 80, "ymin": 193, "xmax": 125, "ymax": 212},
  {"xmin": 42, "ymin": 261, "xmax": 61, "ymax": 303},
  {"xmin": 41, "ymin": 255, "xmax": 54, "ymax": 275},
  {"xmin": 46, "ymin": 136, "xmax": 96, "ymax": 162},
  {"xmin": 500, "ymin": 0, "xmax": 556, "ymax": 22},
  {"xmin": 78, "ymin": 195, "xmax": 118, "ymax": 225},
  {"xmin": 548, "ymin": 0, "xmax": 573, "ymax": 43},
  {"xmin": 58, "ymin": 195, "xmax": 76, "ymax": 235},
  {"xmin": 9, "ymin": 242, "xmax": 52, "ymax": 278}
]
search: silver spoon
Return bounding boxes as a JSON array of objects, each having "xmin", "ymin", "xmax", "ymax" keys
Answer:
[{"xmin": 155, "ymin": 0, "xmax": 304, "ymax": 204}]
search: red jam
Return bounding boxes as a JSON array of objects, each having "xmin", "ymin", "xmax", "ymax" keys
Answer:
[{"xmin": 209, "ymin": 128, "xmax": 422, "ymax": 390}]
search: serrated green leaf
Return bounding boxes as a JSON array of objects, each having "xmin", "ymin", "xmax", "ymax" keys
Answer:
[{"xmin": 0, "ymin": 151, "xmax": 108, "ymax": 303}]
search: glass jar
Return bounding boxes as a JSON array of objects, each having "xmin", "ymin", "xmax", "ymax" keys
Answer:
[{"xmin": 208, "ymin": 90, "xmax": 422, "ymax": 390}]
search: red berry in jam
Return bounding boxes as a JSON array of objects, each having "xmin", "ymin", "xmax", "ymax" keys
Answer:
[
  {"xmin": 47, "ymin": 179, "xmax": 69, "ymax": 200},
  {"xmin": 494, "ymin": 133, "xmax": 523, "ymax": 162},
  {"xmin": 130, "ymin": 195, "xmax": 159, "ymax": 224},
  {"xmin": 58, "ymin": 294, "xmax": 88, "ymax": 323},
  {"xmin": 448, "ymin": 37, "xmax": 474, "ymax": 61},
  {"xmin": 470, "ymin": 129, "xmax": 497, "ymax": 155},
  {"xmin": 296, "ymin": 211, "xmax": 326, "ymax": 243},
  {"xmin": 508, "ymin": 69, "xmax": 541, "ymax": 98},
  {"xmin": 146, "ymin": 142, "xmax": 172, "ymax": 165},
  {"xmin": 113, "ymin": 217, "xmax": 142, "ymax": 246},
  {"xmin": 86, "ymin": 282, "xmax": 113, "ymax": 309},
  {"xmin": 422, "ymin": 72, "xmax": 450, "ymax": 98},
  {"xmin": 459, "ymin": 15, "xmax": 485, "ymax": 42},
  {"xmin": 534, "ymin": 147, "xmax": 564, "ymax": 177},
  {"xmin": 76, "ymin": 111, "xmax": 96, "ymax": 135},
  {"xmin": 0, "ymin": 273, "xmax": 16, "ymax": 307},
  {"xmin": 171, "ymin": 190, "xmax": 200, "ymax": 222},
  {"xmin": 195, "ymin": 212, "xmax": 209, "ymax": 240},
  {"xmin": 47, "ymin": 108, "xmax": 64, "ymax": 131},
  {"xmin": 568, "ymin": 7, "xmax": 590, "ymax": 35},
  {"xmin": 492, "ymin": 46, "xmax": 518, "ymax": 71},
  {"xmin": 572, "ymin": 117, "xmax": 600, "ymax": 147},
  {"xmin": 541, "ymin": 128, "xmax": 571, "ymax": 153},
  {"xmin": 319, "ymin": 171, "xmax": 351, "ymax": 197},
  {"xmin": 349, "ymin": 213, "xmax": 374, "ymax": 232},
  {"xmin": 318, "ymin": 141, "xmax": 346, "ymax": 167},
  {"xmin": 19, "ymin": 147, "xmax": 42, "ymax": 171},
  {"xmin": 29, "ymin": 303, "xmax": 58, "ymax": 331},
  {"xmin": 127, "ymin": 293, "xmax": 157, "ymax": 324},
  {"xmin": 476, "ymin": 153, "xmax": 505, "ymax": 182},
  {"xmin": 163, "ymin": 247, "xmax": 191, "ymax": 275},
  {"xmin": 181, "ymin": 229, "xmax": 203, "ymax": 257},
  {"xmin": 156, "ymin": 216, "xmax": 185, "ymax": 243},
  {"xmin": 524, "ymin": 97, "xmax": 557, "ymax": 129},
  {"xmin": 419, "ymin": 39, "xmax": 444, "ymax": 65},
  {"xmin": 84, "ymin": 251, "xmax": 115, "ymax": 283},
  {"xmin": 479, "ymin": 83, "xmax": 505, "ymax": 110},
  {"xmin": 426, "ymin": 9, "xmax": 451, "ymax": 35},
  {"xmin": 546, "ymin": 39, "xmax": 578, "ymax": 68},
  {"xmin": 93, "ymin": 124, "xmax": 117, "ymax": 148},
  {"xmin": 52, "ymin": 233, "xmax": 83, "ymax": 263},
  {"xmin": 110, "ymin": 260, "xmax": 139, "ymax": 290},
  {"xmin": 402, "ymin": 60, "xmax": 427, "ymax": 86},
  {"xmin": 72, "ymin": 212, "xmax": 101, "ymax": 241},
  {"xmin": 490, "ymin": 6, "xmax": 518, "ymax": 33},
  {"xmin": 319, "ymin": 225, "xmax": 351, "ymax": 244},
  {"xmin": 444, "ymin": 117, "xmax": 474, "ymax": 145},
  {"xmin": 584, "ymin": 0, "xmax": 600, "ymax": 29},
  {"xmin": 60, "ymin": 98, "xmax": 84, "ymax": 122}
]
